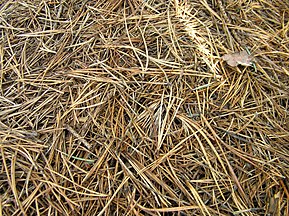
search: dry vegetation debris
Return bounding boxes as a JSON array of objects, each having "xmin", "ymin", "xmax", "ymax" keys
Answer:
[{"xmin": 0, "ymin": 0, "xmax": 289, "ymax": 215}]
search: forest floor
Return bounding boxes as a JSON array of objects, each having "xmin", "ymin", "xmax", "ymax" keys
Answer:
[{"xmin": 1, "ymin": 0, "xmax": 289, "ymax": 215}]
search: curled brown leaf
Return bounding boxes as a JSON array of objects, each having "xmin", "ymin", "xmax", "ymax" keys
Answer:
[{"xmin": 222, "ymin": 50, "xmax": 252, "ymax": 67}]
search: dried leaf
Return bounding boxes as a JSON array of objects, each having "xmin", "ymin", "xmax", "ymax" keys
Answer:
[{"xmin": 222, "ymin": 50, "xmax": 252, "ymax": 67}]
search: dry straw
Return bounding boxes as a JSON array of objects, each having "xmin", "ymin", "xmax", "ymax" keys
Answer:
[{"xmin": 0, "ymin": 0, "xmax": 289, "ymax": 215}]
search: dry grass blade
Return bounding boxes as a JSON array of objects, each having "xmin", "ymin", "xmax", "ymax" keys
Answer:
[{"xmin": 1, "ymin": 0, "xmax": 289, "ymax": 215}]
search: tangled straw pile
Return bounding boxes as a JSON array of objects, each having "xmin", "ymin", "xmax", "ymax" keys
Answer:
[{"xmin": 1, "ymin": 0, "xmax": 289, "ymax": 215}]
